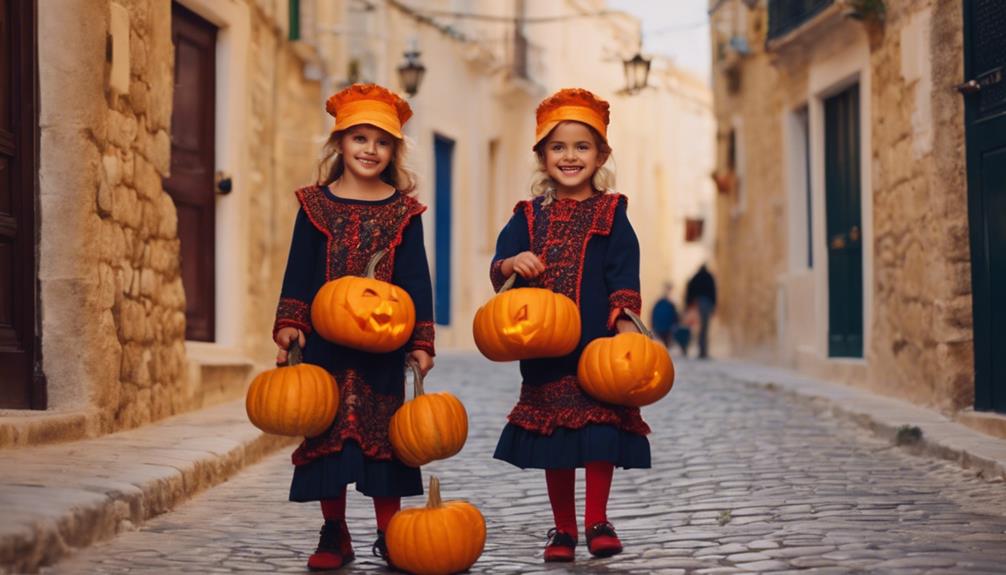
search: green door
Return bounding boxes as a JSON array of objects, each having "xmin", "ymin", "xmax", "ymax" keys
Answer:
[
  {"xmin": 964, "ymin": 0, "xmax": 1006, "ymax": 412},
  {"xmin": 824, "ymin": 85, "xmax": 864, "ymax": 358}
]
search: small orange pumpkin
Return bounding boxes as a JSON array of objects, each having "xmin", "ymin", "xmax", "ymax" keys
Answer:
[
  {"xmin": 389, "ymin": 362, "xmax": 468, "ymax": 468},
  {"xmin": 386, "ymin": 476, "xmax": 486, "ymax": 575},
  {"xmin": 577, "ymin": 310, "xmax": 675, "ymax": 407},
  {"xmin": 311, "ymin": 249, "xmax": 416, "ymax": 353},
  {"xmin": 472, "ymin": 274, "xmax": 581, "ymax": 361},
  {"xmin": 246, "ymin": 342, "xmax": 339, "ymax": 437}
]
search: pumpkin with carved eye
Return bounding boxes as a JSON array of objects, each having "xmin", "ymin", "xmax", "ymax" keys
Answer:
[
  {"xmin": 311, "ymin": 250, "xmax": 416, "ymax": 353},
  {"xmin": 472, "ymin": 275, "xmax": 580, "ymax": 362},
  {"xmin": 577, "ymin": 310, "xmax": 674, "ymax": 407}
]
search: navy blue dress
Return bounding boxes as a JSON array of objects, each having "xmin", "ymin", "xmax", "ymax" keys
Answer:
[
  {"xmin": 490, "ymin": 193, "xmax": 651, "ymax": 470},
  {"xmin": 272, "ymin": 185, "xmax": 435, "ymax": 500}
]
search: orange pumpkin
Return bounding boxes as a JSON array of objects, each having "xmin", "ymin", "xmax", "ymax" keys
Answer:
[
  {"xmin": 311, "ymin": 249, "xmax": 415, "ymax": 353},
  {"xmin": 472, "ymin": 274, "xmax": 581, "ymax": 361},
  {"xmin": 246, "ymin": 342, "xmax": 339, "ymax": 437},
  {"xmin": 386, "ymin": 476, "xmax": 486, "ymax": 575},
  {"xmin": 390, "ymin": 362, "xmax": 468, "ymax": 468},
  {"xmin": 577, "ymin": 310, "xmax": 674, "ymax": 407}
]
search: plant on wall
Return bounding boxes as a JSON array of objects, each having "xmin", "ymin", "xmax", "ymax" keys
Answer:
[{"xmin": 843, "ymin": 0, "xmax": 885, "ymax": 22}]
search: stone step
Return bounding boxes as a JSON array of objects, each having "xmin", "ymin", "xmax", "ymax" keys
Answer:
[
  {"xmin": 0, "ymin": 399, "xmax": 295, "ymax": 573},
  {"xmin": 184, "ymin": 343, "xmax": 259, "ymax": 409}
]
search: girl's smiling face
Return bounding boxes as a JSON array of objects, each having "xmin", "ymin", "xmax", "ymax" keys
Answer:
[
  {"xmin": 541, "ymin": 121, "xmax": 608, "ymax": 197},
  {"xmin": 338, "ymin": 124, "xmax": 395, "ymax": 179}
]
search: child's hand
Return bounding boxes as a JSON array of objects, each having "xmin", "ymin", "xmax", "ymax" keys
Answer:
[
  {"xmin": 616, "ymin": 317, "xmax": 641, "ymax": 334},
  {"xmin": 408, "ymin": 349, "xmax": 434, "ymax": 377},
  {"xmin": 506, "ymin": 251, "xmax": 545, "ymax": 279},
  {"xmin": 275, "ymin": 327, "xmax": 306, "ymax": 364}
]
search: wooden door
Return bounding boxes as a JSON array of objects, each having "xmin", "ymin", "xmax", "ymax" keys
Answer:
[
  {"xmin": 824, "ymin": 85, "xmax": 864, "ymax": 358},
  {"xmin": 964, "ymin": 0, "xmax": 1006, "ymax": 412},
  {"xmin": 0, "ymin": 0, "xmax": 43, "ymax": 409},
  {"xmin": 167, "ymin": 3, "xmax": 216, "ymax": 341}
]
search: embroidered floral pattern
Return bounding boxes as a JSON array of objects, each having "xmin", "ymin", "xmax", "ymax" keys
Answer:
[
  {"xmin": 273, "ymin": 297, "xmax": 312, "ymax": 340},
  {"xmin": 521, "ymin": 194, "xmax": 624, "ymax": 303},
  {"xmin": 292, "ymin": 368, "xmax": 403, "ymax": 464},
  {"xmin": 607, "ymin": 289, "xmax": 642, "ymax": 330},
  {"xmin": 295, "ymin": 185, "xmax": 426, "ymax": 282},
  {"xmin": 507, "ymin": 376, "xmax": 650, "ymax": 436},
  {"xmin": 489, "ymin": 259, "xmax": 509, "ymax": 293},
  {"xmin": 409, "ymin": 320, "xmax": 435, "ymax": 356}
]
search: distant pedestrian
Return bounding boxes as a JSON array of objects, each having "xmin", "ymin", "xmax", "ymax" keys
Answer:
[
  {"xmin": 488, "ymin": 88, "xmax": 650, "ymax": 563},
  {"xmin": 685, "ymin": 264, "xmax": 717, "ymax": 359},
  {"xmin": 651, "ymin": 282, "xmax": 689, "ymax": 354},
  {"xmin": 272, "ymin": 84, "xmax": 435, "ymax": 571}
]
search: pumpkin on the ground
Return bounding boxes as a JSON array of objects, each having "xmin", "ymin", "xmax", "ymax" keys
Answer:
[
  {"xmin": 389, "ymin": 362, "xmax": 468, "ymax": 468},
  {"xmin": 577, "ymin": 310, "xmax": 674, "ymax": 407},
  {"xmin": 472, "ymin": 274, "xmax": 580, "ymax": 361},
  {"xmin": 311, "ymin": 249, "xmax": 415, "ymax": 353},
  {"xmin": 386, "ymin": 476, "xmax": 486, "ymax": 575},
  {"xmin": 246, "ymin": 342, "xmax": 339, "ymax": 437}
]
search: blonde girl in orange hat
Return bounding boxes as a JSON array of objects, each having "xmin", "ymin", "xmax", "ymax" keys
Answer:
[
  {"xmin": 490, "ymin": 88, "xmax": 651, "ymax": 562},
  {"xmin": 272, "ymin": 83, "xmax": 434, "ymax": 571}
]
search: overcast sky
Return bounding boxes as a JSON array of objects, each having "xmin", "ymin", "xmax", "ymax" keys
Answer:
[{"xmin": 606, "ymin": 0, "xmax": 712, "ymax": 84}]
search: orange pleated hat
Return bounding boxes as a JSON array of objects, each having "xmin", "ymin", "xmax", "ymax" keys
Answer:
[
  {"xmin": 533, "ymin": 88, "xmax": 610, "ymax": 150},
  {"xmin": 325, "ymin": 83, "xmax": 413, "ymax": 139}
]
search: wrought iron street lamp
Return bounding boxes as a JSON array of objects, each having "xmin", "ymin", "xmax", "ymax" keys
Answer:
[
  {"xmin": 397, "ymin": 50, "xmax": 426, "ymax": 97},
  {"xmin": 622, "ymin": 51, "xmax": 651, "ymax": 94}
]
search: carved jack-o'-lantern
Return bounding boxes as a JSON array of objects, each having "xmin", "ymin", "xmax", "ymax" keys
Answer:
[
  {"xmin": 312, "ymin": 249, "xmax": 416, "ymax": 353},
  {"xmin": 577, "ymin": 310, "xmax": 674, "ymax": 407},
  {"xmin": 472, "ymin": 275, "xmax": 581, "ymax": 362}
]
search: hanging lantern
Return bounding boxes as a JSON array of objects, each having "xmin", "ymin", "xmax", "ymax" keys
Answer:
[
  {"xmin": 622, "ymin": 52, "xmax": 651, "ymax": 94},
  {"xmin": 398, "ymin": 50, "xmax": 426, "ymax": 97}
]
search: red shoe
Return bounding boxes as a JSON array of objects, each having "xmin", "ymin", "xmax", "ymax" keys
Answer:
[
  {"xmin": 586, "ymin": 521, "xmax": 623, "ymax": 558},
  {"xmin": 543, "ymin": 528, "xmax": 577, "ymax": 562},
  {"xmin": 307, "ymin": 520, "xmax": 356, "ymax": 571}
]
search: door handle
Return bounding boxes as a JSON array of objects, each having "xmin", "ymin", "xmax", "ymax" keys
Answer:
[
  {"xmin": 849, "ymin": 225, "xmax": 860, "ymax": 242},
  {"xmin": 215, "ymin": 171, "xmax": 233, "ymax": 195},
  {"xmin": 830, "ymin": 234, "xmax": 847, "ymax": 250},
  {"xmin": 957, "ymin": 80, "xmax": 981, "ymax": 95}
]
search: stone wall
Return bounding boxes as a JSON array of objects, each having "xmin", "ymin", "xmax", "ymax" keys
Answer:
[
  {"xmin": 711, "ymin": 4, "xmax": 791, "ymax": 358},
  {"xmin": 30, "ymin": 0, "xmax": 187, "ymax": 440},
  {"xmin": 866, "ymin": 0, "xmax": 971, "ymax": 410}
]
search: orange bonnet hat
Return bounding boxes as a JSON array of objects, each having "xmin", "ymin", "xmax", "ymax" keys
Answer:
[
  {"xmin": 325, "ymin": 83, "xmax": 413, "ymax": 139},
  {"xmin": 533, "ymin": 88, "xmax": 610, "ymax": 150}
]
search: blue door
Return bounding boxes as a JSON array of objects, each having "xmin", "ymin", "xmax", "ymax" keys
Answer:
[
  {"xmin": 964, "ymin": 0, "xmax": 1006, "ymax": 412},
  {"xmin": 824, "ymin": 85, "xmax": 863, "ymax": 358},
  {"xmin": 434, "ymin": 135, "xmax": 454, "ymax": 325}
]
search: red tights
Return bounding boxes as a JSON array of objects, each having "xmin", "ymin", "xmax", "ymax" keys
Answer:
[
  {"xmin": 544, "ymin": 461, "xmax": 615, "ymax": 539},
  {"xmin": 320, "ymin": 487, "xmax": 400, "ymax": 531}
]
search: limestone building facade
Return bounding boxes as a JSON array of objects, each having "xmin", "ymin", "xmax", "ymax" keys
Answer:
[{"xmin": 709, "ymin": 0, "xmax": 1005, "ymax": 429}]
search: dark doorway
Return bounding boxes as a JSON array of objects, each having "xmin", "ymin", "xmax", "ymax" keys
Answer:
[
  {"xmin": 168, "ymin": 3, "xmax": 217, "ymax": 341},
  {"xmin": 964, "ymin": 0, "xmax": 1006, "ymax": 412},
  {"xmin": 0, "ymin": 0, "xmax": 43, "ymax": 409},
  {"xmin": 824, "ymin": 84, "xmax": 864, "ymax": 358}
]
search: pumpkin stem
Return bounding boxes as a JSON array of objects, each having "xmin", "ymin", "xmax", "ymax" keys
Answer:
[
  {"xmin": 498, "ymin": 273, "xmax": 517, "ymax": 293},
  {"xmin": 623, "ymin": 309, "xmax": 656, "ymax": 339},
  {"xmin": 288, "ymin": 340, "xmax": 303, "ymax": 366},
  {"xmin": 405, "ymin": 360, "xmax": 425, "ymax": 397},
  {"xmin": 364, "ymin": 249, "xmax": 388, "ymax": 278},
  {"xmin": 427, "ymin": 476, "xmax": 442, "ymax": 508}
]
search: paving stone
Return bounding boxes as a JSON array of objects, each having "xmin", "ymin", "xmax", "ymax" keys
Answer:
[{"xmin": 39, "ymin": 354, "xmax": 1006, "ymax": 574}]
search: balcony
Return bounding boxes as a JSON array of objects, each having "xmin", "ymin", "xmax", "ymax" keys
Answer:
[{"xmin": 767, "ymin": 0, "xmax": 835, "ymax": 40}]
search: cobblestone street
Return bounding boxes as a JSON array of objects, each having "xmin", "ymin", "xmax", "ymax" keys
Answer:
[{"xmin": 45, "ymin": 353, "xmax": 1006, "ymax": 574}]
